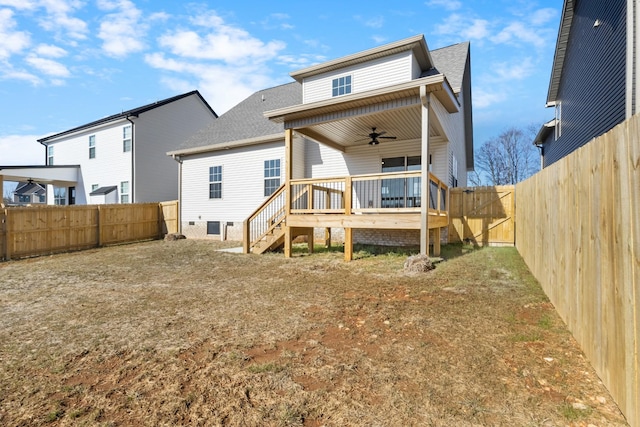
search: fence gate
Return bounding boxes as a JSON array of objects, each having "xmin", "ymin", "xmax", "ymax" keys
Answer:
[{"xmin": 448, "ymin": 186, "xmax": 515, "ymax": 246}]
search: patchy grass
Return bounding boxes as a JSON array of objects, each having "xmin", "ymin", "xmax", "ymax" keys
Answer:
[{"xmin": 0, "ymin": 240, "xmax": 628, "ymax": 426}]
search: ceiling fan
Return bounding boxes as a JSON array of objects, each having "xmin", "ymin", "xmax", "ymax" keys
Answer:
[{"xmin": 361, "ymin": 127, "xmax": 397, "ymax": 145}]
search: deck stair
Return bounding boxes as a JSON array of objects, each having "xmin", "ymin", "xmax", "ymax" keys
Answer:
[{"xmin": 243, "ymin": 184, "xmax": 312, "ymax": 254}]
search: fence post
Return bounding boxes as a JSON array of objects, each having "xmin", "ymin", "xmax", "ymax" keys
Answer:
[
  {"xmin": 97, "ymin": 205, "xmax": 102, "ymax": 247},
  {"xmin": 4, "ymin": 208, "xmax": 11, "ymax": 260}
]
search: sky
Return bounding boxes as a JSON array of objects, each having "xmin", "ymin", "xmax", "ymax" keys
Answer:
[{"xmin": 0, "ymin": 0, "xmax": 561, "ymax": 168}]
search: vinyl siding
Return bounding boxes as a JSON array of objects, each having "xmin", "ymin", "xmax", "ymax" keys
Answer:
[
  {"xmin": 543, "ymin": 0, "xmax": 627, "ymax": 167},
  {"xmin": 45, "ymin": 121, "xmax": 133, "ymax": 204},
  {"xmin": 181, "ymin": 141, "xmax": 286, "ymax": 225},
  {"xmin": 305, "ymin": 138, "xmax": 449, "ymax": 183},
  {"xmin": 134, "ymin": 95, "xmax": 216, "ymax": 202},
  {"xmin": 302, "ymin": 51, "xmax": 413, "ymax": 103}
]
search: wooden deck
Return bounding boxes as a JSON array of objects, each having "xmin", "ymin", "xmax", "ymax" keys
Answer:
[{"xmin": 244, "ymin": 171, "xmax": 449, "ymax": 259}]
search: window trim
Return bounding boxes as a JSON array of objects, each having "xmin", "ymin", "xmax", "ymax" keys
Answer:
[
  {"xmin": 123, "ymin": 125, "xmax": 132, "ymax": 152},
  {"xmin": 209, "ymin": 165, "xmax": 222, "ymax": 199},
  {"xmin": 554, "ymin": 102, "xmax": 562, "ymax": 141},
  {"xmin": 89, "ymin": 135, "xmax": 96, "ymax": 159},
  {"xmin": 120, "ymin": 181, "xmax": 129, "ymax": 204},
  {"xmin": 332, "ymin": 75, "xmax": 352, "ymax": 97},
  {"xmin": 264, "ymin": 159, "xmax": 281, "ymax": 197},
  {"xmin": 47, "ymin": 145, "xmax": 54, "ymax": 165}
]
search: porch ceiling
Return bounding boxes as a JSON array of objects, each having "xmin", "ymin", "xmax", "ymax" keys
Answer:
[
  {"xmin": 0, "ymin": 165, "xmax": 80, "ymax": 186},
  {"xmin": 266, "ymin": 74, "xmax": 454, "ymax": 151},
  {"xmin": 295, "ymin": 104, "xmax": 445, "ymax": 149}
]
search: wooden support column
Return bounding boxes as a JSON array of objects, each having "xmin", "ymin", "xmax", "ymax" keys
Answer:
[
  {"xmin": 284, "ymin": 128, "xmax": 294, "ymax": 258},
  {"xmin": 420, "ymin": 86, "xmax": 431, "ymax": 256},
  {"xmin": 434, "ymin": 228, "xmax": 441, "ymax": 256},
  {"xmin": 325, "ymin": 190, "xmax": 331, "ymax": 248},
  {"xmin": 307, "ymin": 228, "xmax": 314, "ymax": 254},
  {"xmin": 344, "ymin": 176, "xmax": 353, "ymax": 261}
]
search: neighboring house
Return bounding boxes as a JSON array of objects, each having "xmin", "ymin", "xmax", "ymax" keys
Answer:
[
  {"xmin": 534, "ymin": 0, "xmax": 638, "ymax": 167},
  {"xmin": 13, "ymin": 181, "xmax": 46, "ymax": 204},
  {"xmin": 169, "ymin": 35, "xmax": 473, "ymax": 258},
  {"xmin": 31, "ymin": 91, "xmax": 217, "ymax": 205}
]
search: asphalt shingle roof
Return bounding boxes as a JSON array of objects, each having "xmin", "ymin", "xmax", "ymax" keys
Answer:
[
  {"xmin": 39, "ymin": 91, "xmax": 217, "ymax": 143},
  {"xmin": 177, "ymin": 41, "xmax": 469, "ymax": 152}
]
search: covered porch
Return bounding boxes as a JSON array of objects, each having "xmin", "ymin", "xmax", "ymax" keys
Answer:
[{"xmin": 245, "ymin": 75, "xmax": 460, "ymax": 260}]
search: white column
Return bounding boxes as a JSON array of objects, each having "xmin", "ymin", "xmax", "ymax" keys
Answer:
[{"xmin": 420, "ymin": 86, "xmax": 431, "ymax": 256}]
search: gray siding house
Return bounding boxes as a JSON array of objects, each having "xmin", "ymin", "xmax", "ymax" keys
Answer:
[{"xmin": 536, "ymin": 0, "xmax": 638, "ymax": 167}]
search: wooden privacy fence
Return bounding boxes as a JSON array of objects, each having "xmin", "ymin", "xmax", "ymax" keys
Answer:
[
  {"xmin": 0, "ymin": 200, "xmax": 179, "ymax": 261},
  {"xmin": 449, "ymin": 186, "xmax": 515, "ymax": 246},
  {"xmin": 516, "ymin": 116, "xmax": 640, "ymax": 427}
]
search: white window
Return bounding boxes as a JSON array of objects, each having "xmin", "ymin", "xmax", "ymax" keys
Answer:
[
  {"xmin": 47, "ymin": 145, "xmax": 54, "ymax": 165},
  {"xmin": 54, "ymin": 187, "xmax": 67, "ymax": 205},
  {"xmin": 123, "ymin": 125, "xmax": 132, "ymax": 152},
  {"xmin": 120, "ymin": 181, "xmax": 129, "ymax": 203},
  {"xmin": 452, "ymin": 155, "xmax": 459, "ymax": 188},
  {"xmin": 264, "ymin": 159, "xmax": 281, "ymax": 196},
  {"xmin": 554, "ymin": 102, "xmax": 562, "ymax": 141},
  {"xmin": 89, "ymin": 135, "xmax": 96, "ymax": 159},
  {"xmin": 91, "ymin": 184, "xmax": 99, "ymax": 192},
  {"xmin": 209, "ymin": 166, "xmax": 222, "ymax": 199},
  {"xmin": 332, "ymin": 75, "xmax": 352, "ymax": 97}
]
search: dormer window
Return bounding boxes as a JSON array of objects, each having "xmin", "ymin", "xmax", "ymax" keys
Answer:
[{"xmin": 332, "ymin": 75, "xmax": 352, "ymax": 97}]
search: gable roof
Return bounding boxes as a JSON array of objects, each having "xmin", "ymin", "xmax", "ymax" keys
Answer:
[
  {"xmin": 38, "ymin": 90, "xmax": 218, "ymax": 143},
  {"xmin": 14, "ymin": 181, "xmax": 46, "ymax": 196},
  {"xmin": 547, "ymin": 0, "xmax": 574, "ymax": 104},
  {"xmin": 171, "ymin": 83, "xmax": 301, "ymax": 154},
  {"xmin": 170, "ymin": 40, "xmax": 470, "ymax": 156},
  {"xmin": 290, "ymin": 34, "xmax": 433, "ymax": 82},
  {"xmin": 429, "ymin": 42, "xmax": 470, "ymax": 92}
]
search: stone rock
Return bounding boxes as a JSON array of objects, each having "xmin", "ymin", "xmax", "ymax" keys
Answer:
[
  {"xmin": 164, "ymin": 233, "xmax": 186, "ymax": 241},
  {"xmin": 404, "ymin": 254, "xmax": 435, "ymax": 273}
]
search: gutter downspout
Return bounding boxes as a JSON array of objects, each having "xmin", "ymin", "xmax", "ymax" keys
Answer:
[
  {"xmin": 37, "ymin": 140, "xmax": 50, "ymax": 204},
  {"xmin": 38, "ymin": 140, "xmax": 48, "ymax": 165},
  {"xmin": 171, "ymin": 154, "xmax": 183, "ymax": 234},
  {"xmin": 126, "ymin": 115, "xmax": 137, "ymax": 203}
]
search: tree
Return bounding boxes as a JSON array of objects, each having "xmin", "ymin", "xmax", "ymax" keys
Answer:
[{"xmin": 472, "ymin": 125, "xmax": 540, "ymax": 186}]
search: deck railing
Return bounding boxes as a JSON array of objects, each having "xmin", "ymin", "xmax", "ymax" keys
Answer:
[{"xmin": 290, "ymin": 171, "xmax": 448, "ymax": 215}]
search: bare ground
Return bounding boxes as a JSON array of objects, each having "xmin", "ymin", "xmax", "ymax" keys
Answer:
[{"xmin": 0, "ymin": 240, "xmax": 629, "ymax": 427}]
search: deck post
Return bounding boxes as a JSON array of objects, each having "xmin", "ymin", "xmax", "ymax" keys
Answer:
[
  {"xmin": 325, "ymin": 190, "xmax": 332, "ymax": 248},
  {"xmin": 434, "ymin": 227, "xmax": 441, "ymax": 256},
  {"xmin": 284, "ymin": 128, "xmax": 293, "ymax": 258},
  {"xmin": 420, "ymin": 86, "xmax": 431, "ymax": 256},
  {"xmin": 344, "ymin": 176, "xmax": 353, "ymax": 261}
]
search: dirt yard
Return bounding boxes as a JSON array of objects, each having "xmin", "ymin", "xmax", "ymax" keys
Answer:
[{"xmin": 0, "ymin": 240, "xmax": 629, "ymax": 426}]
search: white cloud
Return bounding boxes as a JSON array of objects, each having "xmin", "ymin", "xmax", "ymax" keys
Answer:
[
  {"xmin": 473, "ymin": 87, "xmax": 507, "ymax": 109},
  {"xmin": 34, "ymin": 43, "xmax": 67, "ymax": 58},
  {"xmin": 0, "ymin": 65, "xmax": 41, "ymax": 85},
  {"xmin": 25, "ymin": 55, "xmax": 70, "ymax": 77},
  {"xmin": 530, "ymin": 8, "xmax": 557, "ymax": 26},
  {"xmin": 97, "ymin": 0, "xmax": 146, "ymax": 57},
  {"xmin": 494, "ymin": 57, "xmax": 535, "ymax": 81},
  {"xmin": 491, "ymin": 21, "xmax": 546, "ymax": 48},
  {"xmin": 157, "ymin": 14, "xmax": 285, "ymax": 64},
  {"xmin": 0, "ymin": 9, "xmax": 31, "ymax": 60},
  {"xmin": 277, "ymin": 53, "xmax": 327, "ymax": 68},
  {"xmin": 355, "ymin": 15, "xmax": 384, "ymax": 29},
  {"xmin": 37, "ymin": 0, "xmax": 88, "ymax": 41},
  {"xmin": 0, "ymin": 0, "xmax": 37, "ymax": 10},
  {"xmin": 0, "ymin": 134, "xmax": 45, "ymax": 165},
  {"xmin": 434, "ymin": 14, "xmax": 490, "ymax": 41},
  {"xmin": 372, "ymin": 35, "xmax": 388, "ymax": 44},
  {"xmin": 426, "ymin": 0, "xmax": 461, "ymax": 11}
]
